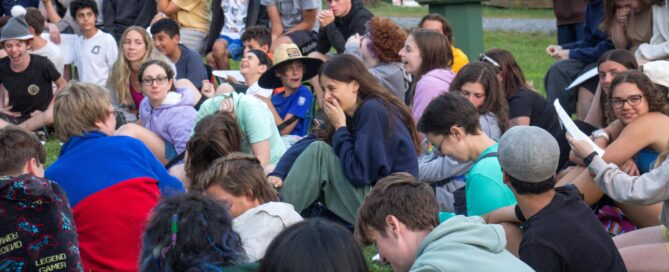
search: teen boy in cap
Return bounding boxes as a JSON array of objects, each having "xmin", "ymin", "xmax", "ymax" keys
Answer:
[
  {"xmin": 355, "ymin": 173, "xmax": 533, "ymax": 272},
  {"xmin": 485, "ymin": 126, "xmax": 626, "ymax": 271},
  {"xmin": 258, "ymin": 43, "xmax": 321, "ymax": 136},
  {"xmin": 0, "ymin": 15, "xmax": 66, "ymax": 132}
]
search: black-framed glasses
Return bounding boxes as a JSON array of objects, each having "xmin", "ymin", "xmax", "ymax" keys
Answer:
[
  {"xmin": 479, "ymin": 53, "xmax": 501, "ymax": 67},
  {"xmin": 141, "ymin": 76, "xmax": 169, "ymax": 86},
  {"xmin": 611, "ymin": 95, "xmax": 643, "ymax": 108}
]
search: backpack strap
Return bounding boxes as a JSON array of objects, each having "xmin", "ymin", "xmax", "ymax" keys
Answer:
[{"xmin": 474, "ymin": 151, "xmax": 498, "ymax": 165}]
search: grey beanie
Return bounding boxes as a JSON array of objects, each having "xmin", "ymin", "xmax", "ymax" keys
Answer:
[
  {"xmin": 0, "ymin": 15, "xmax": 33, "ymax": 43},
  {"xmin": 498, "ymin": 126, "xmax": 560, "ymax": 183}
]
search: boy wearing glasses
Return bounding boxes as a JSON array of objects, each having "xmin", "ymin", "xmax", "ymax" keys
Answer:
[
  {"xmin": 418, "ymin": 93, "xmax": 516, "ymax": 218},
  {"xmin": 0, "ymin": 15, "xmax": 66, "ymax": 132},
  {"xmin": 71, "ymin": 0, "xmax": 118, "ymax": 86}
]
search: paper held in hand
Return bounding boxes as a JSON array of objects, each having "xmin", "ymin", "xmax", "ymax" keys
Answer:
[{"xmin": 553, "ymin": 100, "xmax": 606, "ymax": 156}]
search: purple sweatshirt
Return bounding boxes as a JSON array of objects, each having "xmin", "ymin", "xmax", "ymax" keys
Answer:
[
  {"xmin": 139, "ymin": 87, "xmax": 197, "ymax": 155},
  {"xmin": 411, "ymin": 68, "xmax": 455, "ymax": 123}
]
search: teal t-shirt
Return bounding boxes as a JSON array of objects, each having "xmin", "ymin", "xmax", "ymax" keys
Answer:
[
  {"xmin": 465, "ymin": 143, "xmax": 516, "ymax": 216},
  {"xmin": 196, "ymin": 93, "xmax": 286, "ymax": 165}
]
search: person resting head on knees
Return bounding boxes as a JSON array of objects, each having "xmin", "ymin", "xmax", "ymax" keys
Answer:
[
  {"xmin": 260, "ymin": 218, "xmax": 367, "ymax": 272},
  {"xmin": 418, "ymin": 13, "xmax": 469, "ymax": 72},
  {"xmin": 108, "ymin": 26, "xmax": 201, "ymax": 123},
  {"xmin": 277, "ymin": 54, "xmax": 420, "ymax": 225},
  {"xmin": 0, "ymin": 126, "xmax": 83, "ymax": 271},
  {"xmin": 257, "ymin": 43, "xmax": 321, "ymax": 136},
  {"xmin": 139, "ymin": 193, "xmax": 246, "ymax": 271},
  {"xmin": 558, "ymin": 70, "xmax": 669, "ymax": 228},
  {"xmin": 193, "ymin": 152, "xmax": 303, "ymax": 262},
  {"xmin": 449, "ymin": 62, "xmax": 510, "ymax": 139},
  {"xmin": 399, "ymin": 29, "xmax": 455, "ymax": 123},
  {"xmin": 212, "ymin": 49, "xmax": 274, "ymax": 98},
  {"xmin": 355, "ymin": 172, "xmax": 532, "ymax": 272},
  {"xmin": 418, "ymin": 92, "xmax": 516, "ymax": 218},
  {"xmin": 344, "ymin": 17, "xmax": 409, "ymax": 100},
  {"xmin": 584, "ymin": 49, "xmax": 639, "ymax": 128},
  {"xmin": 116, "ymin": 59, "xmax": 198, "ymax": 165},
  {"xmin": 485, "ymin": 126, "xmax": 626, "ymax": 271},
  {"xmin": 171, "ymin": 112, "xmax": 244, "ymax": 188}
]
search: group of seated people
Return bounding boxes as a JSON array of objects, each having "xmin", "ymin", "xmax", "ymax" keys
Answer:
[{"xmin": 1, "ymin": 0, "xmax": 669, "ymax": 271}]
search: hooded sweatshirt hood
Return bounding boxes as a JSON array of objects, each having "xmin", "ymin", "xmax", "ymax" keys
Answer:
[
  {"xmin": 139, "ymin": 87, "xmax": 197, "ymax": 155},
  {"xmin": 410, "ymin": 215, "xmax": 533, "ymax": 271}
]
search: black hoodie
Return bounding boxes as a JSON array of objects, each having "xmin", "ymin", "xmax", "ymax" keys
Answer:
[
  {"xmin": 0, "ymin": 174, "xmax": 82, "ymax": 271},
  {"xmin": 316, "ymin": 0, "xmax": 373, "ymax": 54}
]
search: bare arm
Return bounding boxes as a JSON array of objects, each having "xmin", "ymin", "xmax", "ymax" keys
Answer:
[
  {"xmin": 284, "ymin": 9, "xmax": 317, "ymax": 34},
  {"xmin": 54, "ymin": 77, "xmax": 66, "ymax": 93},
  {"xmin": 157, "ymin": 0, "xmax": 183, "ymax": 16},
  {"xmin": 482, "ymin": 205, "xmax": 520, "ymax": 224},
  {"xmin": 250, "ymin": 139, "xmax": 271, "ymax": 166},
  {"xmin": 41, "ymin": 0, "xmax": 63, "ymax": 23},
  {"xmin": 602, "ymin": 113, "xmax": 668, "ymax": 165},
  {"xmin": 266, "ymin": 5, "xmax": 283, "ymax": 40}
]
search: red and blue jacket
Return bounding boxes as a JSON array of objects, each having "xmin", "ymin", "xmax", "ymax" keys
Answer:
[{"xmin": 45, "ymin": 131, "xmax": 185, "ymax": 271}]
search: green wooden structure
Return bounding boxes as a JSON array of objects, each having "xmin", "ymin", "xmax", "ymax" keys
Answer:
[{"xmin": 416, "ymin": 0, "xmax": 484, "ymax": 61}]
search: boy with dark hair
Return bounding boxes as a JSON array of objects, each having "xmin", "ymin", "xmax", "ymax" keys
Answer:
[
  {"xmin": 151, "ymin": 18, "xmax": 208, "ymax": 90},
  {"xmin": 418, "ymin": 93, "xmax": 516, "ymax": 217},
  {"xmin": 70, "ymin": 0, "xmax": 117, "ymax": 86},
  {"xmin": 241, "ymin": 25, "xmax": 272, "ymax": 54},
  {"xmin": 0, "ymin": 15, "xmax": 66, "ymax": 132},
  {"xmin": 25, "ymin": 7, "xmax": 64, "ymax": 74},
  {"xmin": 355, "ymin": 172, "xmax": 532, "ymax": 272},
  {"xmin": 485, "ymin": 126, "xmax": 626, "ymax": 271},
  {"xmin": 262, "ymin": 0, "xmax": 321, "ymax": 55},
  {"xmin": 0, "ymin": 126, "xmax": 83, "ymax": 271}
]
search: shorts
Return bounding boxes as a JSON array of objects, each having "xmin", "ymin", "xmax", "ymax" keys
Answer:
[
  {"xmin": 220, "ymin": 35, "xmax": 244, "ymax": 61},
  {"xmin": 164, "ymin": 141, "xmax": 178, "ymax": 161},
  {"xmin": 286, "ymin": 30, "xmax": 318, "ymax": 55}
]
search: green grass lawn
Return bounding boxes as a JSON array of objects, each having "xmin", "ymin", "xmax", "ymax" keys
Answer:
[{"xmin": 368, "ymin": 1, "xmax": 553, "ymax": 19}]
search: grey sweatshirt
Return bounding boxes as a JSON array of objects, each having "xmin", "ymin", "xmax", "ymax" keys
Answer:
[{"xmin": 589, "ymin": 155, "xmax": 669, "ymax": 228}]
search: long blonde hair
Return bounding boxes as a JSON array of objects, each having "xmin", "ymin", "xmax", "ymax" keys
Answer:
[{"xmin": 107, "ymin": 26, "xmax": 169, "ymax": 107}]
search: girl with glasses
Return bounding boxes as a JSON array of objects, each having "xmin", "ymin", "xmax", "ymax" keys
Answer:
[
  {"xmin": 116, "ymin": 59, "xmax": 197, "ymax": 165},
  {"xmin": 558, "ymin": 70, "xmax": 669, "ymax": 229}
]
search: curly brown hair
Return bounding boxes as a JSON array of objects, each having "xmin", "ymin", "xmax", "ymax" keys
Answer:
[
  {"xmin": 368, "ymin": 17, "xmax": 406, "ymax": 63},
  {"xmin": 605, "ymin": 70, "xmax": 669, "ymax": 123}
]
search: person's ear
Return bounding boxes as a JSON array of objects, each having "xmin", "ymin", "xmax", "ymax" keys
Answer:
[
  {"xmin": 25, "ymin": 158, "xmax": 43, "ymax": 177},
  {"xmin": 385, "ymin": 215, "xmax": 402, "ymax": 238},
  {"xmin": 258, "ymin": 64, "xmax": 268, "ymax": 74},
  {"xmin": 350, "ymin": 80, "xmax": 360, "ymax": 93},
  {"xmin": 261, "ymin": 44, "xmax": 270, "ymax": 54},
  {"xmin": 449, "ymin": 126, "xmax": 463, "ymax": 141}
]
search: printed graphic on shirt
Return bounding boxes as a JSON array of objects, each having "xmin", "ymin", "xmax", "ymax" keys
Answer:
[{"xmin": 27, "ymin": 85, "xmax": 39, "ymax": 96}]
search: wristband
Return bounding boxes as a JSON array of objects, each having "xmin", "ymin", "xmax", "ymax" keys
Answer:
[
  {"xmin": 583, "ymin": 151, "xmax": 598, "ymax": 167},
  {"xmin": 591, "ymin": 129, "xmax": 610, "ymax": 142}
]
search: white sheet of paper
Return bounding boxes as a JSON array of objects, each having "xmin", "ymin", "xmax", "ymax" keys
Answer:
[
  {"xmin": 554, "ymin": 100, "xmax": 605, "ymax": 156},
  {"xmin": 566, "ymin": 67, "xmax": 598, "ymax": 90},
  {"xmin": 212, "ymin": 70, "xmax": 245, "ymax": 83},
  {"xmin": 372, "ymin": 253, "xmax": 380, "ymax": 261}
]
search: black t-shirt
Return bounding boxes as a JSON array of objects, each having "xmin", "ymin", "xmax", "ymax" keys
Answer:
[
  {"xmin": 515, "ymin": 186, "xmax": 627, "ymax": 272},
  {"xmin": 507, "ymin": 88, "xmax": 562, "ymax": 138},
  {"xmin": 0, "ymin": 55, "xmax": 61, "ymax": 116}
]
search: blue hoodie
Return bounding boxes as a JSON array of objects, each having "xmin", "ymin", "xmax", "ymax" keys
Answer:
[{"xmin": 562, "ymin": 0, "xmax": 614, "ymax": 63}]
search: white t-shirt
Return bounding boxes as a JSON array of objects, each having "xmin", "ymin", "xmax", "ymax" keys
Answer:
[
  {"xmin": 73, "ymin": 30, "xmax": 118, "ymax": 86},
  {"xmin": 31, "ymin": 40, "xmax": 64, "ymax": 75},
  {"xmin": 220, "ymin": 0, "xmax": 249, "ymax": 39},
  {"xmin": 233, "ymin": 202, "xmax": 302, "ymax": 262},
  {"xmin": 245, "ymin": 82, "xmax": 273, "ymax": 98}
]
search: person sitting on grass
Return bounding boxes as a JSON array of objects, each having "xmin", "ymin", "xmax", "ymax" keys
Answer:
[
  {"xmin": 418, "ymin": 92, "xmax": 516, "ymax": 218},
  {"xmin": 194, "ymin": 152, "xmax": 302, "ymax": 262},
  {"xmin": 418, "ymin": 13, "xmax": 469, "ymax": 73},
  {"xmin": 355, "ymin": 173, "xmax": 533, "ymax": 272},
  {"xmin": 115, "ymin": 59, "xmax": 197, "ymax": 165},
  {"xmin": 257, "ymin": 43, "xmax": 321, "ymax": 136},
  {"xmin": 139, "ymin": 193, "xmax": 247, "ymax": 271},
  {"xmin": 260, "ymin": 218, "xmax": 368, "ymax": 272},
  {"xmin": 0, "ymin": 126, "xmax": 83, "ymax": 271},
  {"xmin": 151, "ymin": 18, "xmax": 208, "ymax": 90},
  {"xmin": 0, "ymin": 15, "xmax": 66, "ymax": 133},
  {"xmin": 45, "ymin": 81, "xmax": 185, "ymax": 271},
  {"xmin": 484, "ymin": 126, "xmax": 626, "ymax": 271},
  {"xmin": 276, "ymin": 54, "xmax": 419, "ymax": 225}
]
